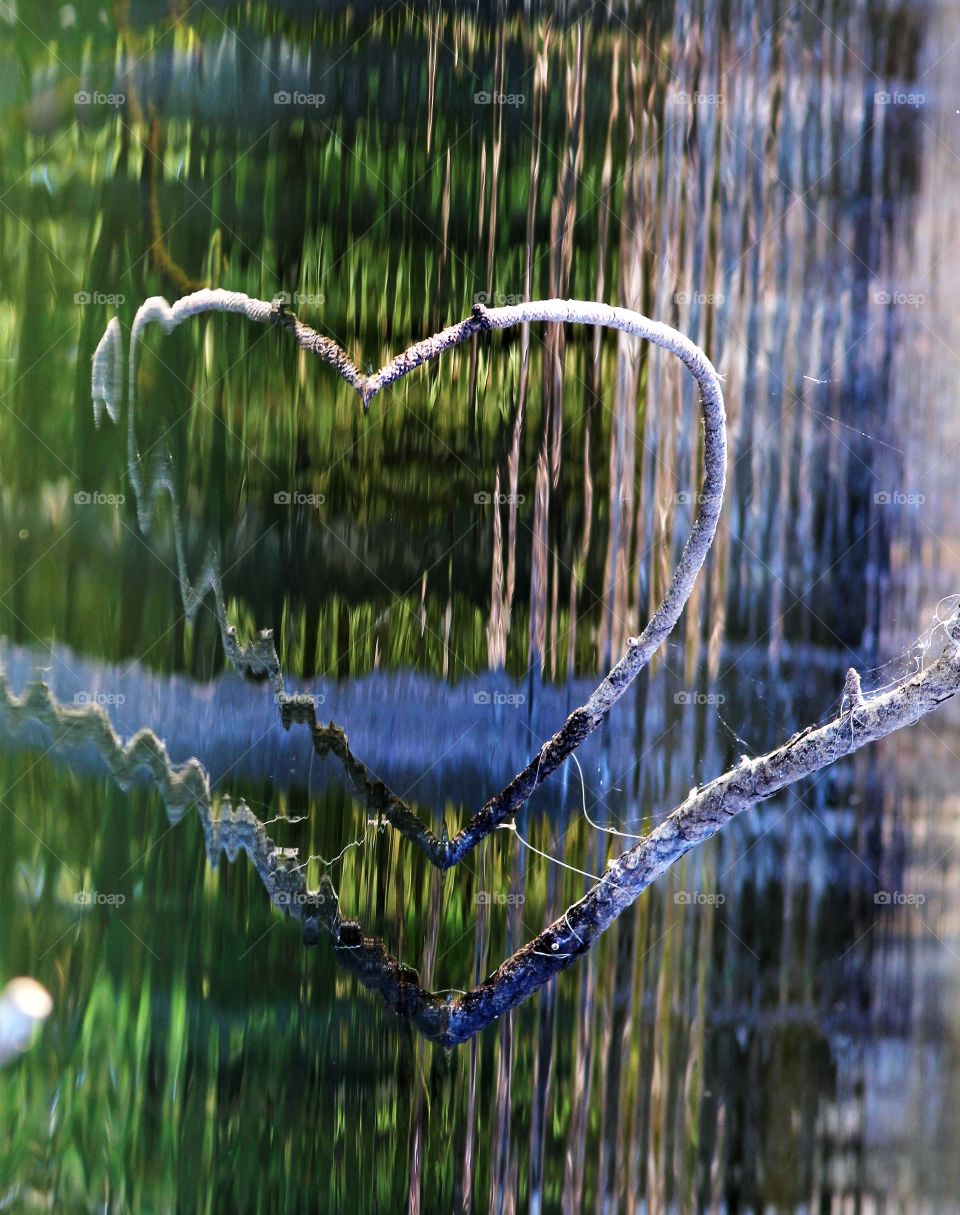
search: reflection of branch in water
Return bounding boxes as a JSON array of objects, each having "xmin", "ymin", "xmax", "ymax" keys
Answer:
[
  {"xmin": 94, "ymin": 308, "xmax": 457, "ymax": 858},
  {"xmin": 92, "ymin": 292, "xmax": 727, "ymax": 869},
  {"xmin": 0, "ymin": 676, "xmax": 211, "ymax": 820},
  {"xmin": 205, "ymin": 797, "xmax": 454, "ymax": 1041},
  {"xmin": 0, "ymin": 671, "xmax": 456, "ymax": 1039}
]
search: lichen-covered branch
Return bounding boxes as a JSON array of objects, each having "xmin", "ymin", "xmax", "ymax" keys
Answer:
[{"xmin": 441, "ymin": 628, "xmax": 960, "ymax": 1042}]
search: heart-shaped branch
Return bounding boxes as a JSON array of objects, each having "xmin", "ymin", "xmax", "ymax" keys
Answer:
[{"xmin": 92, "ymin": 292, "xmax": 726, "ymax": 867}]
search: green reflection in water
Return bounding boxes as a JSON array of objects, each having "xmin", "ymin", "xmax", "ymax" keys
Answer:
[{"xmin": 1, "ymin": 0, "xmax": 954, "ymax": 1209}]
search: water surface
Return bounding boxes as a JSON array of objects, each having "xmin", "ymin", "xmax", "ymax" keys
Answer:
[{"xmin": 2, "ymin": 0, "xmax": 960, "ymax": 1209}]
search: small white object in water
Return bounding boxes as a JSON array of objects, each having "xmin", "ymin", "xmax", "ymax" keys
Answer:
[{"xmin": 0, "ymin": 977, "xmax": 53, "ymax": 1064}]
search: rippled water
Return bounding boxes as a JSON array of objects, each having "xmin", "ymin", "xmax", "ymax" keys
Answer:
[{"xmin": 2, "ymin": 0, "xmax": 960, "ymax": 1210}]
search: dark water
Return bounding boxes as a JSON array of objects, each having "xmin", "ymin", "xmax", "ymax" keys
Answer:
[{"xmin": 1, "ymin": 0, "xmax": 960, "ymax": 1210}]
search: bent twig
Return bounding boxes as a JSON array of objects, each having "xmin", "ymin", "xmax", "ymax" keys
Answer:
[{"xmin": 92, "ymin": 292, "xmax": 726, "ymax": 867}]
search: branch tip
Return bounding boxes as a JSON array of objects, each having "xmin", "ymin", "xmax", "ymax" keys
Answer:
[{"xmin": 843, "ymin": 668, "xmax": 865, "ymax": 708}]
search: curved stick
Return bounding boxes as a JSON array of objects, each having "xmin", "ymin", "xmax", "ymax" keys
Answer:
[{"xmin": 92, "ymin": 292, "xmax": 726, "ymax": 867}]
